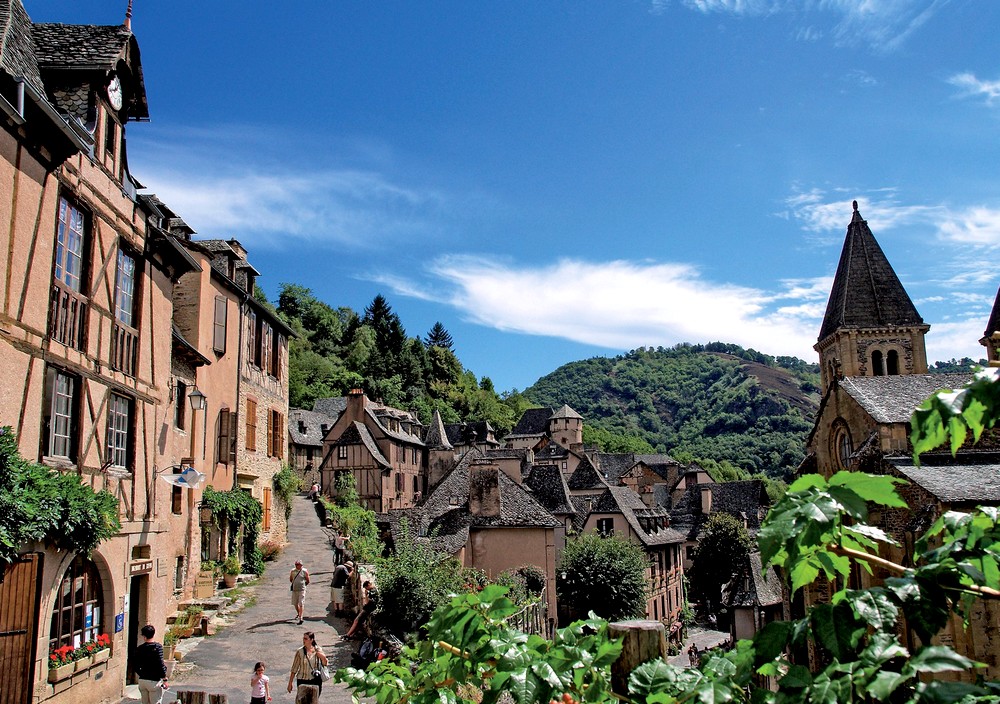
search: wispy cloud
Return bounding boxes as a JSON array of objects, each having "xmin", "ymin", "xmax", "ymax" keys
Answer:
[
  {"xmin": 672, "ymin": 0, "xmax": 947, "ymax": 51},
  {"xmin": 780, "ymin": 188, "xmax": 942, "ymax": 236},
  {"xmin": 948, "ymin": 72, "xmax": 1000, "ymax": 106},
  {"xmin": 381, "ymin": 256, "xmax": 823, "ymax": 359}
]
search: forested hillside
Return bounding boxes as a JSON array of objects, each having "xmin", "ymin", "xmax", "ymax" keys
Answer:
[
  {"xmin": 273, "ymin": 285, "xmax": 534, "ymax": 435},
  {"xmin": 525, "ymin": 344, "xmax": 820, "ymax": 479}
]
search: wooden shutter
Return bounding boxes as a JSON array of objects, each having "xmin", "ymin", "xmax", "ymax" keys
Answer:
[
  {"xmin": 277, "ymin": 413, "xmax": 284, "ymax": 459},
  {"xmin": 213, "ymin": 296, "xmax": 227, "ymax": 353},
  {"xmin": 229, "ymin": 410, "xmax": 238, "ymax": 463},
  {"xmin": 246, "ymin": 399, "xmax": 257, "ymax": 451},
  {"xmin": 266, "ymin": 410, "xmax": 274, "ymax": 458},
  {"xmin": 262, "ymin": 487, "xmax": 272, "ymax": 532},
  {"xmin": 218, "ymin": 408, "xmax": 230, "ymax": 465}
]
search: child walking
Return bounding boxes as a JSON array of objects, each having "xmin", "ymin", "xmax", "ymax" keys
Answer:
[{"xmin": 250, "ymin": 661, "xmax": 271, "ymax": 704}]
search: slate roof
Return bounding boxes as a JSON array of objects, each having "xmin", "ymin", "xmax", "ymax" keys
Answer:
[
  {"xmin": 591, "ymin": 487, "xmax": 684, "ymax": 547},
  {"xmin": 424, "ymin": 410, "xmax": 453, "ymax": 450},
  {"xmin": 984, "ymin": 285, "xmax": 1000, "ymax": 341},
  {"xmin": 32, "ymin": 23, "xmax": 130, "ymax": 69},
  {"xmin": 840, "ymin": 373, "xmax": 972, "ymax": 424},
  {"xmin": 669, "ymin": 480, "xmax": 769, "ymax": 540},
  {"xmin": 523, "ymin": 464, "xmax": 575, "ymax": 515},
  {"xmin": 567, "ymin": 455, "xmax": 610, "ymax": 491},
  {"xmin": 724, "ymin": 552, "xmax": 783, "ymax": 608},
  {"xmin": 818, "ymin": 204, "xmax": 925, "ymax": 342},
  {"xmin": 596, "ymin": 453, "xmax": 635, "ymax": 485},
  {"xmin": 550, "ymin": 404, "xmax": 583, "ymax": 420},
  {"xmin": 333, "ymin": 421, "xmax": 389, "ymax": 467},
  {"xmin": 535, "ymin": 442, "xmax": 570, "ymax": 462},
  {"xmin": 0, "ymin": 0, "xmax": 44, "ymax": 94},
  {"xmin": 312, "ymin": 397, "xmax": 347, "ymax": 419},
  {"xmin": 634, "ymin": 454, "xmax": 683, "ymax": 481},
  {"xmin": 367, "ymin": 407, "xmax": 425, "ymax": 446},
  {"xmin": 888, "ymin": 454, "xmax": 1000, "ymax": 503},
  {"xmin": 509, "ymin": 407, "xmax": 554, "ymax": 437},
  {"xmin": 289, "ymin": 408, "xmax": 335, "ymax": 447},
  {"xmin": 444, "ymin": 421, "xmax": 496, "ymax": 448}
]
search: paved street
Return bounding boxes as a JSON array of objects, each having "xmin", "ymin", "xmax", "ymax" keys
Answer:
[{"xmin": 123, "ymin": 494, "xmax": 356, "ymax": 704}]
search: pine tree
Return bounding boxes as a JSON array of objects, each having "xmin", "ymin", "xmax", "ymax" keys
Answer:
[{"xmin": 425, "ymin": 321, "xmax": 454, "ymax": 350}]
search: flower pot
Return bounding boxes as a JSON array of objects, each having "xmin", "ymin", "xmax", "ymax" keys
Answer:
[
  {"xmin": 74, "ymin": 655, "xmax": 93, "ymax": 672},
  {"xmin": 224, "ymin": 573, "xmax": 238, "ymax": 588},
  {"xmin": 48, "ymin": 663, "xmax": 74, "ymax": 682},
  {"xmin": 93, "ymin": 648, "xmax": 110, "ymax": 664},
  {"xmin": 163, "ymin": 644, "xmax": 176, "ymax": 661}
]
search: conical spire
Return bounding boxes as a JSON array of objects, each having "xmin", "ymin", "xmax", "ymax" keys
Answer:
[
  {"xmin": 424, "ymin": 409, "xmax": 453, "ymax": 450},
  {"xmin": 817, "ymin": 201, "xmax": 924, "ymax": 342}
]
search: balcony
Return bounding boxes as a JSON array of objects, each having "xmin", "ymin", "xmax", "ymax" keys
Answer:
[
  {"xmin": 49, "ymin": 280, "xmax": 87, "ymax": 350},
  {"xmin": 112, "ymin": 321, "xmax": 138, "ymax": 376}
]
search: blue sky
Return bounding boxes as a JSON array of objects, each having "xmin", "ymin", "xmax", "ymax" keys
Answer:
[{"xmin": 28, "ymin": 0, "xmax": 1000, "ymax": 392}]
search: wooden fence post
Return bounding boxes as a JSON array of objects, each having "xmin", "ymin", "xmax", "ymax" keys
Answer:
[
  {"xmin": 609, "ymin": 620, "xmax": 667, "ymax": 695},
  {"xmin": 176, "ymin": 692, "xmax": 228, "ymax": 704}
]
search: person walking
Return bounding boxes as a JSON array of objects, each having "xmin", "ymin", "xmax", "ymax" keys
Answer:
[
  {"xmin": 250, "ymin": 661, "xmax": 271, "ymax": 703},
  {"xmin": 290, "ymin": 560, "xmax": 310, "ymax": 624},
  {"xmin": 333, "ymin": 531, "xmax": 349, "ymax": 566},
  {"xmin": 287, "ymin": 631, "xmax": 328, "ymax": 699},
  {"xmin": 134, "ymin": 624, "xmax": 168, "ymax": 704},
  {"xmin": 330, "ymin": 560, "xmax": 354, "ymax": 616}
]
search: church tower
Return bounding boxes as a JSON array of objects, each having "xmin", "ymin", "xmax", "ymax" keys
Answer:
[
  {"xmin": 815, "ymin": 202, "xmax": 929, "ymax": 393},
  {"xmin": 980, "ymin": 285, "xmax": 1000, "ymax": 367}
]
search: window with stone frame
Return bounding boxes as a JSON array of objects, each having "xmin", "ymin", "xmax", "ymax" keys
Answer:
[
  {"xmin": 831, "ymin": 422, "xmax": 853, "ymax": 471},
  {"xmin": 49, "ymin": 555, "xmax": 103, "ymax": 650}
]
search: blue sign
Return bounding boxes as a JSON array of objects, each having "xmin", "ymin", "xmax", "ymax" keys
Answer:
[
  {"xmin": 85, "ymin": 614, "xmax": 93, "ymax": 629},
  {"xmin": 115, "ymin": 613, "xmax": 125, "ymax": 633}
]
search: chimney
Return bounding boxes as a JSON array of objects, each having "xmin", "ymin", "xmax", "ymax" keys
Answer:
[
  {"xmin": 469, "ymin": 460, "xmax": 501, "ymax": 518},
  {"xmin": 700, "ymin": 485, "xmax": 712, "ymax": 514},
  {"xmin": 346, "ymin": 389, "xmax": 366, "ymax": 423}
]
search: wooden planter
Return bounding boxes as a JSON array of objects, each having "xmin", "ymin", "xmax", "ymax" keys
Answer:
[
  {"xmin": 74, "ymin": 654, "xmax": 93, "ymax": 672},
  {"xmin": 93, "ymin": 648, "xmax": 110, "ymax": 664},
  {"xmin": 163, "ymin": 644, "xmax": 176, "ymax": 661},
  {"xmin": 48, "ymin": 663, "xmax": 74, "ymax": 682}
]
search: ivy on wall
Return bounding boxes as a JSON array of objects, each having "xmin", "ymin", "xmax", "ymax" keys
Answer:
[
  {"xmin": 272, "ymin": 464, "xmax": 301, "ymax": 520},
  {"xmin": 202, "ymin": 486, "xmax": 264, "ymax": 575},
  {"xmin": 0, "ymin": 427, "xmax": 121, "ymax": 574}
]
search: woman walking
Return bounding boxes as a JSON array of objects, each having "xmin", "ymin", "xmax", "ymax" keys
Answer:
[{"xmin": 287, "ymin": 632, "xmax": 328, "ymax": 699}]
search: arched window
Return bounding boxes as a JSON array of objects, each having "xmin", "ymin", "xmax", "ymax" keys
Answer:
[
  {"xmin": 887, "ymin": 350, "xmax": 899, "ymax": 375},
  {"xmin": 871, "ymin": 350, "xmax": 885, "ymax": 376},
  {"xmin": 831, "ymin": 423, "xmax": 853, "ymax": 471},
  {"xmin": 50, "ymin": 556, "xmax": 103, "ymax": 649}
]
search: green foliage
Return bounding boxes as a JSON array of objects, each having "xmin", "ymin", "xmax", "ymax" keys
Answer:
[
  {"xmin": 687, "ymin": 513, "xmax": 754, "ymax": 609},
  {"xmin": 202, "ymin": 486, "xmax": 264, "ymax": 574},
  {"xmin": 911, "ymin": 367, "xmax": 1000, "ymax": 460},
  {"xmin": 375, "ymin": 519, "xmax": 466, "ymax": 637},
  {"xmin": 425, "ymin": 322, "xmax": 454, "ymax": 350},
  {"xmin": 339, "ymin": 470, "xmax": 1000, "ymax": 704},
  {"xmin": 557, "ymin": 533, "xmax": 648, "ymax": 622},
  {"xmin": 582, "ymin": 425, "xmax": 655, "ymax": 453},
  {"xmin": 526, "ymin": 344, "xmax": 817, "ymax": 478},
  {"xmin": 272, "ymin": 465, "xmax": 301, "ymax": 520},
  {"xmin": 222, "ymin": 555, "xmax": 241, "ymax": 575},
  {"xmin": 0, "ymin": 427, "xmax": 120, "ymax": 570},
  {"xmin": 333, "ymin": 471, "xmax": 359, "ymax": 507},
  {"xmin": 319, "ymin": 494, "xmax": 381, "ymax": 563}
]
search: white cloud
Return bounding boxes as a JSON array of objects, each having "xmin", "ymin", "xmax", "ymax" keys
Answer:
[
  {"xmin": 384, "ymin": 256, "xmax": 822, "ymax": 359},
  {"xmin": 925, "ymin": 318, "xmax": 991, "ymax": 364},
  {"xmin": 782, "ymin": 188, "xmax": 941, "ymax": 234},
  {"xmin": 948, "ymin": 72, "xmax": 1000, "ymax": 106},
  {"xmin": 936, "ymin": 206, "xmax": 1000, "ymax": 247}
]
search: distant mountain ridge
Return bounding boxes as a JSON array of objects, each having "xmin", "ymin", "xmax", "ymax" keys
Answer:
[{"xmin": 524, "ymin": 343, "xmax": 821, "ymax": 479}]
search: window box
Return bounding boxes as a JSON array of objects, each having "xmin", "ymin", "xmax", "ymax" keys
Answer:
[
  {"xmin": 48, "ymin": 663, "xmax": 74, "ymax": 683},
  {"xmin": 93, "ymin": 648, "xmax": 110, "ymax": 665},
  {"xmin": 74, "ymin": 654, "xmax": 93, "ymax": 672}
]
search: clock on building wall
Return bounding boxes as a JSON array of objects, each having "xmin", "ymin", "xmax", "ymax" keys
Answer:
[{"xmin": 107, "ymin": 75, "xmax": 123, "ymax": 111}]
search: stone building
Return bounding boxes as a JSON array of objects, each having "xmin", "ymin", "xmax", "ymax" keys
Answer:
[
  {"xmin": 801, "ymin": 203, "xmax": 1000, "ymax": 678},
  {"xmin": 0, "ymin": 4, "xmax": 201, "ymax": 702}
]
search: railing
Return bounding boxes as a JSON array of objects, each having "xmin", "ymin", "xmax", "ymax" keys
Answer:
[
  {"xmin": 507, "ymin": 589, "xmax": 549, "ymax": 637},
  {"xmin": 111, "ymin": 321, "xmax": 138, "ymax": 376},
  {"xmin": 49, "ymin": 280, "xmax": 87, "ymax": 350}
]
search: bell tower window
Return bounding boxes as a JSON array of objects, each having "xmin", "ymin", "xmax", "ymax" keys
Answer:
[
  {"xmin": 871, "ymin": 350, "xmax": 884, "ymax": 376},
  {"xmin": 887, "ymin": 350, "xmax": 899, "ymax": 375}
]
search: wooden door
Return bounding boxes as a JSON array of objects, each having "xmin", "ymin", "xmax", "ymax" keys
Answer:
[{"xmin": 0, "ymin": 553, "xmax": 43, "ymax": 704}]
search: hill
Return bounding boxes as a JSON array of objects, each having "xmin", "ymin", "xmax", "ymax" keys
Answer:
[{"xmin": 525, "ymin": 343, "xmax": 820, "ymax": 479}]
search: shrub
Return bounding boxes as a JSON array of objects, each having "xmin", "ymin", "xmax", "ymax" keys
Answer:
[
  {"xmin": 222, "ymin": 555, "xmax": 241, "ymax": 575},
  {"xmin": 557, "ymin": 533, "xmax": 648, "ymax": 622},
  {"xmin": 514, "ymin": 564, "xmax": 546, "ymax": 594},
  {"xmin": 258, "ymin": 539, "xmax": 282, "ymax": 562},
  {"xmin": 273, "ymin": 465, "xmax": 301, "ymax": 520}
]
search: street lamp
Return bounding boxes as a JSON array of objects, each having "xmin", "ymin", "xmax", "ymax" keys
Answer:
[{"xmin": 188, "ymin": 388, "xmax": 207, "ymax": 411}]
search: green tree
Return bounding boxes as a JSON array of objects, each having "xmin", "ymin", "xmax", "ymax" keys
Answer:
[
  {"xmin": 425, "ymin": 322, "xmax": 454, "ymax": 350},
  {"xmin": 557, "ymin": 533, "xmax": 648, "ymax": 622},
  {"xmin": 687, "ymin": 513, "xmax": 753, "ymax": 611}
]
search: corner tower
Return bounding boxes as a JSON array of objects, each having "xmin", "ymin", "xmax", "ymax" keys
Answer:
[{"xmin": 815, "ymin": 202, "xmax": 929, "ymax": 393}]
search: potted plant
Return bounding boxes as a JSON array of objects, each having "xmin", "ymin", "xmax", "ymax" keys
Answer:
[
  {"xmin": 222, "ymin": 555, "xmax": 241, "ymax": 588},
  {"xmin": 162, "ymin": 629, "xmax": 178, "ymax": 661},
  {"xmin": 185, "ymin": 605, "xmax": 205, "ymax": 635},
  {"xmin": 92, "ymin": 633, "xmax": 111, "ymax": 664},
  {"xmin": 73, "ymin": 642, "xmax": 95, "ymax": 671},
  {"xmin": 48, "ymin": 645, "xmax": 75, "ymax": 682}
]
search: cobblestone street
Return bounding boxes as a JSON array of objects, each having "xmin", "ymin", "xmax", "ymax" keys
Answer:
[{"xmin": 123, "ymin": 494, "xmax": 355, "ymax": 704}]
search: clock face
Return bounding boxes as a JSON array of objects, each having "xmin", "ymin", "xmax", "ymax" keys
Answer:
[{"xmin": 107, "ymin": 76, "xmax": 123, "ymax": 111}]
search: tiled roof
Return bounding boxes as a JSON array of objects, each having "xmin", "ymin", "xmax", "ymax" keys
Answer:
[
  {"xmin": 669, "ymin": 480, "xmax": 769, "ymax": 540},
  {"xmin": 335, "ymin": 421, "xmax": 389, "ymax": 467},
  {"xmin": 510, "ymin": 407, "xmax": 554, "ymax": 436},
  {"xmin": 818, "ymin": 205, "xmax": 925, "ymax": 342},
  {"xmin": 535, "ymin": 442, "xmax": 569, "ymax": 461},
  {"xmin": 32, "ymin": 22, "xmax": 130, "ymax": 69},
  {"xmin": 289, "ymin": 408, "xmax": 336, "ymax": 447},
  {"xmin": 724, "ymin": 552, "xmax": 783, "ymax": 608},
  {"xmin": 634, "ymin": 454, "xmax": 683, "ymax": 480},
  {"xmin": 444, "ymin": 421, "xmax": 496, "ymax": 447},
  {"xmin": 596, "ymin": 453, "xmax": 635, "ymax": 485},
  {"xmin": 550, "ymin": 404, "xmax": 583, "ymax": 420},
  {"xmin": 889, "ymin": 454, "xmax": 1000, "ymax": 503},
  {"xmin": 424, "ymin": 410, "xmax": 453, "ymax": 450},
  {"xmin": 312, "ymin": 397, "xmax": 347, "ymax": 418},
  {"xmin": 567, "ymin": 456, "xmax": 610, "ymax": 490},
  {"xmin": 0, "ymin": 0, "xmax": 44, "ymax": 94},
  {"xmin": 592, "ymin": 487, "xmax": 684, "ymax": 547},
  {"xmin": 486, "ymin": 448, "xmax": 530, "ymax": 460},
  {"xmin": 366, "ymin": 407, "xmax": 424, "ymax": 447},
  {"xmin": 841, "ymin": 373, "xmax": 972, "ymax": 424},
  {"xmin": 523, "ymin": 464, "xmax": 575, "ymax": 515}
]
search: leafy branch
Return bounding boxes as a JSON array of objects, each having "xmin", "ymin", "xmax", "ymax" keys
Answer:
[{"xmin": 911, "ymin": 367, "xmax": 1000, "ymax": 459}]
